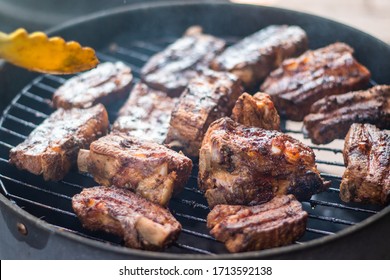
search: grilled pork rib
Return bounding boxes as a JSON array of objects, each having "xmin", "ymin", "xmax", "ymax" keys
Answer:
[
  {"xmin": 231, "ymin": 92, "xmax": 280, "ymax": 130},
  {"xmin": 199, "ymin": 117, "xmax": 328, "ymax": 208},
  {"xmin": 165, "ymin": 69, "xmax": 243, "ymax": 157},
  {"xmin": 72, "ymin": 186, "xmax": 181, "ymax": 250},
  {"xmin": 303, "ymin": 85, "xmax": 390, "ymax": 144},
  {"xmin": 53, "ymin": 62, "xmax": 132, "ymax": 109},
  {"xmin": 211, "ymin": 25, "xmax": 307, "ymax": 88},
  {"xmin": 77, "ymin": 133, "xmax": 192, "ymax": 206},
  {"xmin": 207, "ymin": 195, "xmax": 307, "ymax": 252},
  {"xmin": 112, "ymin": 83, "xmax": 178, "ymax": 144},
  {"xmin": 340, "ymin": 123, "xmax": 390, "ymax": 205},
  {"xmin": 141, "ymin": 26, "xmax": 226, "ymax": 96},
  {"xmin": 261, "ymin": 42, "xmax": 371, "ymax": 121},
  {"xmin": 9, "ymin": 104, "xmax": 109, "ymax": 181}
]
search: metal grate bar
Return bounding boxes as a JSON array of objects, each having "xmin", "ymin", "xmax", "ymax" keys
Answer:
[
  {"xmin": 177, "ymin": 198, "xmax": 209, "ymax": 210},
  {"xmin": 316, "ymin": 159, "xmax": 344, "ymax": 167},
  {"xmin": 181, "ymin": 228, "xmax": 216, "ymax": 241},
  {"xmin": 173, "ymin": 242, "xmax": 214, "ymax": 255},
  {"xmin": 184, "ymin": 186, "xmax": 204, "ymax": 195},
  {"xmin": 0, "ymin": 141, "xmax": 14, "ymax": 149},
  {"xmin": 0, "ymin": 127, "xmax": 27, "ymax": 139},
  {"xmin": 320, "ymin": 173, "xmax": 342, "ymax": 180},
  {"xmin": 7, "ymin": 193, "xmax": 77, "ymax": 217},
  {"xmin": 35, "ymin": 82, "xmax": 58, "ymax": 93},
  {"xmin": 22, "ymin": 91, "xmax": 50, "ymax": 104},
  {"xmin": 131, "ymin": 41, "xmax": 162, "ymax": 52},
  {"xmin": 308, "ymin": 199, "xmax": 378, "ymax": 214},
  {"xmin": 4, "ymin": 114, "xmax": 38, "ymax": 128},
  {"xmin": 308, "ymin": 214, "xmax": 356, "ymax": 225},
  {"xmin": 111, "ymin": 45, "xmax": 150, "ymax": 62},
  {"xmin": 174, "ymin": 212, "xmax": 207, "ymax": 223},
  {"xmin": 305, "ymin": 227, "xmax": 335, "ymax": 235},
  {"xmin": 44, "ymin": 74, "xmax": 67, "ymax": 84},
  {"xmin": 0, "ymin": 174, "xmax": 72, "ymax": 201},
  {"xmin": 11, "ymin": 103, "xmax": 49, "ymax": 118}
]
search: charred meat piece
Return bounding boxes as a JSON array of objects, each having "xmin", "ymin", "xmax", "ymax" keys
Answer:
[
  {"xmin": 303, "ymin": 85, "xmax": 390, "ymax": 144},
  {"xmin": 207, "ymin": 195, "xmax": 307, "ymax": 252},
  {"xmin": 112, "ymin": 83, "xmax": 178, "ymax": 144},
  {"xmin": 340, "ymin": 123, "xmax": 390, "ymax": 205},
  {"xmin": 53, "ymin": 62, "xmax": 132, "ymax": 109},
  {"xmin": 165, "ymin": 69, "xmax": 243, "ymax": 157},
  {"xmin": 77, "ymin": 133, "xmax": 192, "ymax": 206},
  {"xmin": 199, "ymin": 117, "xmax": 328, "ymax": 208},
  {"xmin": 141, "ymin": 26, "xmax": 226, "ymax": 96},
  {"xmin": 231, "ymin": 92, "xmax": 280, "ymax": 130},
  {"xmin": 211, "ymin": 25, "xmax": 307, "ymax": 88},
  {"xmin": 72, "ymin": 186, "xmax": 181, "ymax": 250},
  {"xmin": 261, "ymin": 42, "xmax": 371, "ymax": 121},
  {"xmin": 9, "ymin": 104, "xmax": 109, "ymax": 181}
]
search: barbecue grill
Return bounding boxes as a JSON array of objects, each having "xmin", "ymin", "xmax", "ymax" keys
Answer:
[{"xmin": 1, "ymin": 1, "xmax": 390, "ymax": 259}]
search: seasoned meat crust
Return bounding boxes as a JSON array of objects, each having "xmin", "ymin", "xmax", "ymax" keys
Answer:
[
  {"xmin": 141, "ymin": 26, "xmax": 226, "ymax": 96},
  {"xmin": 77, "ymin": 133, "xmax": 193, "ymax": 206},
  {"xmin": 207, "ymin": 195, "xmax": 307, "ymax": 252},
  {"xmin": 231, "ymin": 92, "xmax": 280, "ymax": 131},
  {"xmin": 53, "ymin": 62, "xmax": 132, "ymax": 109},
  {"xmin": 9, "ymin": 104, "xmax": 109, "ymax": 181},
  {"xmin": 303, "ymin": 85, "xmax": 390, "ymax": 144},
  {"xmin": 165, "ymin": 69, "xmax": 243, "ymax": 157},
  {"xmin": 72, "ymin": 186, "xmax": 181, "ymax": 250},
  {"xmin": 199, "ymin": 117, "xmax": 328, "ymax": 208},
  {"xmin": 340, "ymin": 123, "xmax": 390, "ymax": 205},
  {"xmin": 112, "ymin": 83, "xmax": 178, "ymax": 144},
  {"xmin": 261, "ymin": 42, "xmax": 371, "ymax": 121},
  {"xmin": 211, "ymin": 25, "xmax": 308, "ymax": 88}
]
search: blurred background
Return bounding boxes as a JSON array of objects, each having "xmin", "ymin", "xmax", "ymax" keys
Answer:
[{"xmin": 0, "ymin": 0, "xmax": 389, "ymax": 43}]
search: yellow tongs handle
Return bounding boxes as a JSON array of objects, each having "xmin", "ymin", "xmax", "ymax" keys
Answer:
[{"xmin": 0, "ymin": 28, "xmax": 99, "ymax": 74}]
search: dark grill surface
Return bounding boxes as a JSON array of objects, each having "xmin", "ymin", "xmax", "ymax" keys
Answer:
[{"xmin": 0, "ymin": 36, "xmax": 384, "ymax": 255}]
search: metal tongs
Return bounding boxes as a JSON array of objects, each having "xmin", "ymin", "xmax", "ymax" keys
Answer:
[{"xmin": 0, "ymin": 28, "xmax": 99, "ymax": 74}]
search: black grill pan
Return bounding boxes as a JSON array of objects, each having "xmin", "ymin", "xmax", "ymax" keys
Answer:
[{"xmin": 1, "ymin": 1, "xmax": 390, "ymax": 259}]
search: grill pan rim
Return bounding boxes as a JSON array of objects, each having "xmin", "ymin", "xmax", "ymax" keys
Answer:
[{"xmin": 1, "ymin": 0, "xmax": 390, "ymax": 259}]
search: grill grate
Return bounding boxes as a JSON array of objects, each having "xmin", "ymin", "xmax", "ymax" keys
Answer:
[{"xmin": 0, "ymin": 37, "xmax": 384, "ymax": 255}]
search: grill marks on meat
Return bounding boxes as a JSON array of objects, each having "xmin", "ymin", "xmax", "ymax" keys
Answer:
[
  {"xmin": 199, "ymin": 117, "xmax": 328, "ymax": 208},
  {"xmin": 112, "ymin": 83, "xmax": 178, "ymax": 144},
  {"xmin": 165, "ymin": 69, "xmax": 243, "ymax": 157},
  {"xmin": 261, "ymin": 42, "xmax": 371, "ymax": 121},
  {"xmin": 53, "ymin": 62, "xmax": 132, "ymax": 109},
  {"xmin": 141, "ymin": 26, "xmax": 226, "ymax": 96},
  {"xmin": 9, "ymin": 104, "xmax": 109, "ymax": 181},
  {"xmin": 211, "ymin": 25, "xmax": 308, "ymax": 88},
  {"xmin": 207, "ymin": 195, "xmax": 307, "ymax": 252},
  {"xmin": 231, "ymin": 92, "xmax": 280, "ymax": 130},
  {"xmin": 77, "ymin": 133, "xmax": 192, "ymax": 206},
  {"xmin": 303, "ymin": 85, "xmax": 390, "ymax": 144},
  {"xmin": 72, "ymin": 186, "xmax": 181, "ymax": 250},
  {"xmin": 340, "ymin": 123, "xmax": 390, "ymax": 205}
]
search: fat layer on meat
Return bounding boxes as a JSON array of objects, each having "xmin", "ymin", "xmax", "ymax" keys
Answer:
[
  {"xmin": 77, "ymin": 133, "xmax": 193, "ymax": 206},
  {"xmin": 340, "ymin": 123, "xmax": 390, "ymax": 205},
  {"xmin": 53, "ymin": 62, "xmax": 133, "ymax": 109},
  {"xmin": 261, "ymin": 42, "xmax": 371, "ymax": 121},
  {"xmin": 303, "ymin": 85, "xmax": 390, "ymax": 144},
  {"xmin": 199, "ymin": 117, "xmax": 328, "ymax": 208},
  {"xmin": 72, "ymin": 186, "xmax": 181, "ymax": 250},
  {"xmin": 141, "ymin": 26, "xmax": 226, "ymax": 96},
  {"xmin": 165, "ymin": 68, "xmax": 243, "ymax": 157},
  {"xmin": 112, "ymin": 83, "xmax": 178, "ymax": 144},
  {"xmin": 211, "ymin": 25, "xmax": 308, "ymax": 88},
  {"xmin": 9, "ymin": 104, "xmax": 109, "ymax": 181},
  {"xmin": 207, "ymin": 195, "xmax": 307, "ymax": 252},
  {"xmin": 231, "ymin": 92, "xmax": 280, "ymax": 131}
]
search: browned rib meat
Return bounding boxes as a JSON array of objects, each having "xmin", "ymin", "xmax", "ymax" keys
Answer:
[
  {"xmin": 211, "ymin": 25, "xmax": 307, "ymax": 88},
  {"xmin": 112, "ymin": 83, "xmax": 178, "ymax": 144},
  {"xmin": 303, "ymin": 85, "xmax": 390, "ymax": 144},
  {"xmin": 199, "ymin": 117, "xmax": 328, "ymax": 208},
  {"xmin": 165, "ymin": 69, "xmax": 243, "ymax": 157},
  {"xmin": 231, "ymin": 92, "xmax": 280, "ymax": 130},
  {"xmin": 72, "ymin": 186, "xmax": 181, "ymax": 250},
  {"xmin": 53, "ymin": 62, "xmax": 132, "ymax": 109},
  {"xmin": 9, "ymin": 104, "xmax": 109, "ymax": 181},
  {"xmin": 77, "ymin": 133, "xmax": 192, "ymax": 206},
  {"xmin": 261, "ymin": 42, "xmax": 371, "ymax": 121},
  {"xmin": 340, "ymin": 123, "xmax": 390, "ymax": 205},
  {"xmin": 141, "ymin": 26, "xmax": 226, "ymax": 96},
  {"xmin": 207, "ymin": 195, "xmax": 307, "ymax": 252}
]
